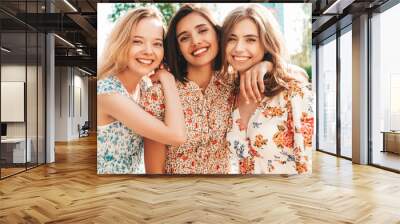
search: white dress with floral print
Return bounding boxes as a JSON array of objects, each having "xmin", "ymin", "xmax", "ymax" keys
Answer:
[
  {"xmin": 227, "ymin": 81, "xmax": 314, "ymax": 174},
  {"xmin": 97, "ymin": 75, "xmax": 145, "ymax": 174}
]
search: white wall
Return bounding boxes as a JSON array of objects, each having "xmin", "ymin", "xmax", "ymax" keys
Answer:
[
  {"xmin": 1, "ymin": 64, "xmax": 45, "ymax": 163},
  {"xmin": 55, "ymin": 66, "xmax": 69, "ymax": 141},
  {"xmin": 54, "ymin": 67, "xmax": 89, "ymax": 141},
  {"xmin": 1, "ymin": 65, "xmax": 35, "ymax": 138}
]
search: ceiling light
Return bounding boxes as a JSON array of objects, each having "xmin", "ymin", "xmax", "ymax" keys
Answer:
[
  {"xmin": 63, "ymin": 0, "xmax": 78, "ymax": 12},
  {"xmin": 78, "ymin": 67, "xmax": 93, "ymax": 76},
  {"xmin": 322, "ymin": 0, "xmax": 354, "ymax": 15},
  {"xmin": 1, "ymin": 47, "xmax": 11, "ymax": 53},
  {"xmin": 323, "ymin": 0, "xmax": 341, "ymax": 14},
  {"xmin": 54, "ymin": 34, "xmax": 75, "ymax": 48}
]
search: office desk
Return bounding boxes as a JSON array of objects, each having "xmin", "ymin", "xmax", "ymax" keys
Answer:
[
  {"xmin": 1, "ymin": 138, "xmax": 31, "ymax": 163},
  {"xmin": 381, "ymin": 131, "xmax": 400, "ymax": 154}
]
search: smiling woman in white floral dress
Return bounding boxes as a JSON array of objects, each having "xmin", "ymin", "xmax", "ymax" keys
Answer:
[
  {"xmin": 97, "ymin": 7, "xmax": 186, "ymax": 174},
  {"xmin": 222, "ymin": 4, "xmax": 314, "ymax": 174}
]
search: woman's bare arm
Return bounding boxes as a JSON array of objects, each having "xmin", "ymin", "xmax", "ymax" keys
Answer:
[{"xmin": 98, "ymin": 70, "xmax": 186, "ymax": 146}]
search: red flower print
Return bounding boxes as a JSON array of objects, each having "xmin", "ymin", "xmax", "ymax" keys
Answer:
[
  {"xmin": 185, "ymin": 108, "xmax": 193, "ymax": 116},
  {"xmin": 254, "ymin": 134, "xmax": 267, "ymax": 148},
  {"xmin": 214, "ymin": 80, "xmax": 221, "ymax": 88},
  {"xmin": 288, "ymin": 82, "xmax": 304, "ymax": 98},
  {"xmin": 239, "ymin": 157, "xmax": 255, "ymax": 174},
  {"xmin": 273, "ymin": 124, "xmax": 294, "ymax": 149},
  {"xmin": 300, "ymin": 112, "xmax": 314, "ymax": 148},
  {"xmin": 295, "ymin": 161, "xmax": 308, "ymax": 174},
  {"xmin": 248, "ymin": 139, "xmax": 261, "ymax": 158},
  {"xmin": 262, "ymin": 106, "xmax": 284, "ymax": 118},
  {"xmin": 159, "ymin": 104, "xmax": 165, "ymax": 110}
]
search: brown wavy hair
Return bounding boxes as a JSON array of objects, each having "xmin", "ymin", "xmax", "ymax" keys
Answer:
[
  {"xmin": 221, "ymin": 4, "xmax": 292, "ymax": 97},
  {"xmin": 98, "ymin": 6, "xmax": 165, "ymax": 79}
]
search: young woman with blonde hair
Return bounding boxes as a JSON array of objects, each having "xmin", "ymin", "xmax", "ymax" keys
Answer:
[
  {"xmin": 97, "ymin": 6, "xmax": 186, "ymax": 174},
  {"xmin": 222, "ymin": 4, "xmax": 314, "ymax": 174}
]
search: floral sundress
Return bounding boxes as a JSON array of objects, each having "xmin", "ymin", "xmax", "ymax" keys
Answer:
[
  {"xmin": 139, "ymin": 73, "xmax": 235, "ymax": 174},
  {"xmin": 97, "ymin": 75, "xmax": 145, "ymax": 174}
]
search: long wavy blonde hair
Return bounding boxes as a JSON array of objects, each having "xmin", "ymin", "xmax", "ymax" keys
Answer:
[
  {"xmin": 98, "ymin": 6, "xmax": 165, "ymax": 79},
  {"xmin": 221, "ymin": 4, "xmax": 292, "ymax": 97}
]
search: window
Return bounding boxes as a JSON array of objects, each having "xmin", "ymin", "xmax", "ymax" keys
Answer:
[
  {"xmin": 317, "ymin": 36, "xmax": 337, "ymax": 154},
  {"xmin": 339, "ymin": 28, "xmax": 352, "ymax": 158},
  {"xmin": 371, "ymin": 3, "xmax": 400, "ymax": 171}
]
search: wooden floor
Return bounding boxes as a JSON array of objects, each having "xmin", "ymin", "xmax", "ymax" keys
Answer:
[
  {"xmin": 373, "ymin": 151, "xmax": 400, "ymax": 171},
  {"xmin": 0, "ymin": 136, "xmax": 400, "ymax": 223},
  {"xmin": 0, "ymin": 167, "xmax": 26, "ymax": 178}
]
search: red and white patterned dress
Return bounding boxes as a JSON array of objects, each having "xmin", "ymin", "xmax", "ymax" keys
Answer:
[{"xmin": 139, "ymin": 73, "xmax": 235, "ymax": 174}]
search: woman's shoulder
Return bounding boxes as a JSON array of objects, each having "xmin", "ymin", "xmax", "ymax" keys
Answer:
[
  {"xmin": 97, "ymin": 75, "xmax": 125, "ymax": 95},
  {"xmin": 140, "ymin": 80, "xmax": 164, "ymax": 96},
  {"xmin": 286, "ymin": 64, "xmax": 309, "ymax": 83},
  {"xmin": 286, "ymin": 79, "xmax": 312, "ymax": 98}
]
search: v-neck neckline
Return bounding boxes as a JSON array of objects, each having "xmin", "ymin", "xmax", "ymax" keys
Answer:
[{"xmin": 233, "ymin": 94, "xmax": 272, "ymax": 132}]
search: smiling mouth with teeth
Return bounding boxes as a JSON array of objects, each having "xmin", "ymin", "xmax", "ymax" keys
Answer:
[
  {"xmin": 233, "ymin": 56, "xmax": 250, "ymax": 62},
  {"xmin": 192, "ymin": 47, "xmax": 208, "ymax": 56},
  {"xmin": 137, "ymin": 58, "xmax": 153, "ymax": 65}
]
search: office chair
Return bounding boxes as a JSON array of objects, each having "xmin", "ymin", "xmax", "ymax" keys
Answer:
[{"xmin": 79, "ymin": 121, "xmax": 90, "ymax": 138}]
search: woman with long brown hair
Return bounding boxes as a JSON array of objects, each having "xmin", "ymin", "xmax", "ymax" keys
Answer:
[{"xmin": 222, "ymin": 4, "xmax": 314, "ymax": 174}]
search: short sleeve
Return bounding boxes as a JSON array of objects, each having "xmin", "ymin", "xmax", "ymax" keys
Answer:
[
  {"xmin": 289, "ymin": 81, "xmax": 314, "ymax": 174},
  {"xmin": 138, "ymin": 82, "xmax": 166, "ymax": 121},
  {"xmin": 97, "ymin": 76, "xmax": 124, "ymax": 96}
]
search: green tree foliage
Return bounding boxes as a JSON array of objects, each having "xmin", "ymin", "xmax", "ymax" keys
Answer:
[
  {"xmin": 290, "ymin": 4, "xmax": 312, "ymax": 80},
  {"xmin": 109, "ymin": 3, "xmax": 181, "ymax": 25}
]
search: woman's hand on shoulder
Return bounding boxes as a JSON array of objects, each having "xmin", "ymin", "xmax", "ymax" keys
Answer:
[
  {"xmin": 241, "ymin": 61, "xmax": 273, "ymax": 103},
  {"xmin": 149, "ymin": 65, "xmax": 175, "ymax": 84}
]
